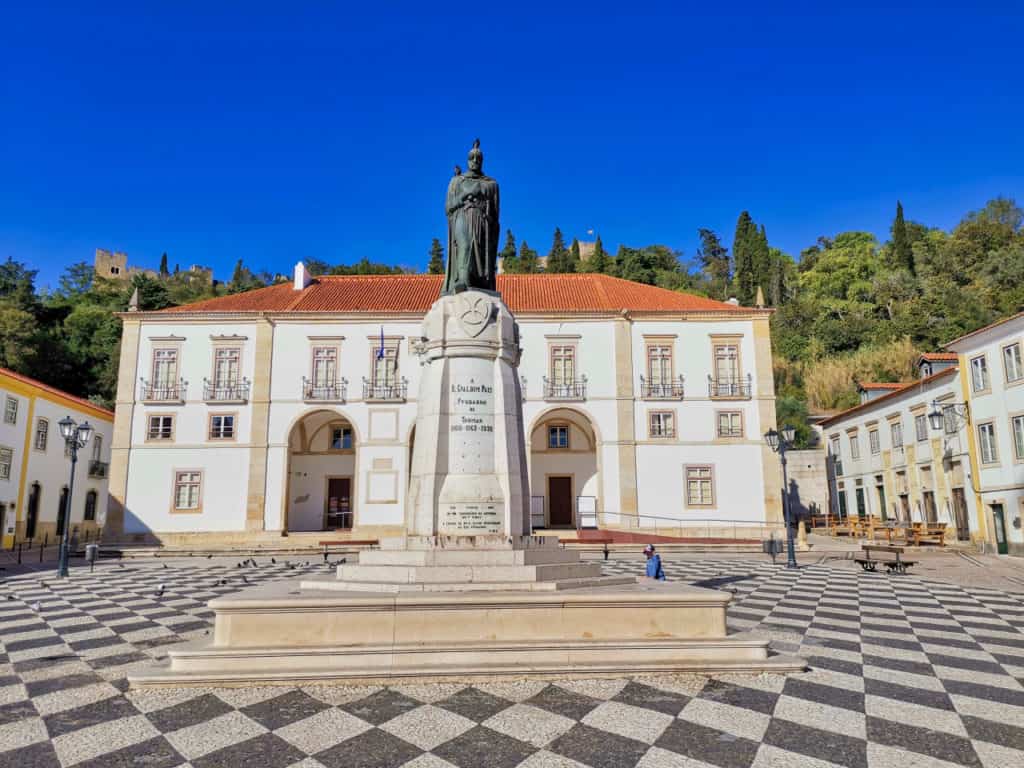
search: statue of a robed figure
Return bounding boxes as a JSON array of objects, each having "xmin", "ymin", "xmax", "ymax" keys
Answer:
[{"xmin": 442, "ymin": 139, "xmax": 500, "ymax": 295}]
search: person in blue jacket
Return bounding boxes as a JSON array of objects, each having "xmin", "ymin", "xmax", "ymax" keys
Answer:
[{"xmin": 644, "ymin": 544, "xmax": 666, "ymax": 580}]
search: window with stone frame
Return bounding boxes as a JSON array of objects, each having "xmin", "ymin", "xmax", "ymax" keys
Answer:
[
  {"xmin": 34, "ymin": 418, "xmax": 48, "ymax": 451},
  {"xmin": 550, "ymin": 345, "xmax": 576, "ymax": 386},
  {"xmin": 970, "ymin": 355, "xmax": 990, "ymax": 393},
  {"xmin": 1013, "ymin": 415, "xmax": 1024, "ymax": 461},
  {"xmin": 213, "ymin": 346, "xmax": 241, "ymax": 389},
  {"xmin": 830, "ymin": 435, "xmax": 841, "ymax": 458},
  {"xmin": 548, "ymin": 425, "xmax": 569, "ymax": 449},
  {"xmin": 0, "ymin": 446, "xmax": 12, "ymax": 481},
  {"xmin": 685, "ymin": 465, "xmax": 715, "ymax": 507},
  {"xmin": 717, "ymin": 411, "xmax": 743, "ymax": 438},
  {"xmin": 646, "ymin": 345, "xmax": 672, "ymax": 388},
  {"xmin": 869, "ymin": 429, "xmax": 880, "ymax": 454},
  {"xmin": 208, "ymin": 414, "xmax": 235, "ymax": 440},
  {"xmin": 173, "ymin": 470, "xmax": 202, "ymax": 511},
  {"xmin": 372, "ymin": 345, "xmax": 399, "ymax": 387},
  {"xmin": 3, "ymin": 396, "xmax": 16, "ymax": 425},
  {"xmin": 330, "ymin": 425, "xmax": 353, "ymax": 450},
  {"xmin": 92, "ymin": 434, "xmax": 103, "ymax": 462},
  {"xmin": 648, "ymin": 411, "xmax": 674, "ymax": 438},
  {"xmin": 147, "ymin": 415, "xmax": 174, "ymax": 441},
  {"xmin": 84, "ymin": 489, "xmax": 97, "ymax": 521},
  {"xmin": 849, "ymin": 432, "xmax": 860, "ymax": 459},
  {"xmin": 978, "ymin": 422, "xmax": 998, "ymax": 464},
  {"xmin": 312, "ymin": 346, "xmax": 338, "ymax": 387},
  {"xmin": 891, "ymin": 421, "xmax": 904, "ymax": 450},
  {"xmin": 151, "ymin": 348, "xmax": 179, "ymax": 388},
  {"xmin": 915, "ymin": 414, "xmax": 928, "ymax": 442},
  {"xmin": 1004, "ymin": 343, "xmax": 1023, "ymax": 384},
  {"xmin": 942, "ymin": 405, "xmax": 958, "ymax": 435}
]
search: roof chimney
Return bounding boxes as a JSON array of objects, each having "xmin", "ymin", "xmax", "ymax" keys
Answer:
[{"xmin": 294, "ymin": 261, "xmax": 312, "ymax": 291}]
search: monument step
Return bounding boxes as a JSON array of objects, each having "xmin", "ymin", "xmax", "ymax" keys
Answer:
[
  {"xmin": 301, "ymin": 574, "xmax": 637, "ymax": 593},
  {"xmin": 358, "ymin": 547, "xmax": 582, "ymax": 567},
  {"xmin": 334, "ymin": 561, "xmax": 604, "ymax": 585}
]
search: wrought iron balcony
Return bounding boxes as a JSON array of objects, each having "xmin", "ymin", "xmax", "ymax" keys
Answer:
[
  {"xmin": 708, "ymin": 374, "xmax": 752, "ymax": 399},
  {"xmin": 543, "ymin": 376, "xmax": 587, "ymax": 401},
  {"xmin": 303, "ymin": 376, "xmax": 348, "ymax": 402},
  {"xmin": 139, "ymin": 377, "xmax": 186, "ymax": 403},
  {"xmin": 363, "ymin": 377, "xmax": 408, "ymax": 402},
  {"xmin": 88, "ymin": 460, "xmax": 109, "ymax": 479},
  {"xmin": 641, "ymin": 375, "xmax": 684, "ymax": 399},
  {"xmin": 203, "ymin": 378, "xmax": 250, "ymax": 403}
]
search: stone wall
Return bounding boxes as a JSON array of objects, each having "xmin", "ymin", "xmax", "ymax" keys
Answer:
[{"xmin": 785, "ymin": 448, "xmax": 828, "ymax": 520}]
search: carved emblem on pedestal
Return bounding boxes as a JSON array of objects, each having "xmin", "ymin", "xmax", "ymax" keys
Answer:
[{"xmin": 457, "ymin": 294, "xmax": 493, "ymax": 338}]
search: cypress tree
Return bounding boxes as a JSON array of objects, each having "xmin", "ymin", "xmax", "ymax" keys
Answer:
[
  {"xmin": 732, "ymin": 211, "xmax": 757, "ymax": 305},
  {"xmin": 566, "ymin": 238, "xmax": 581, "ymax": 273},
  {"xmin": 581, "ymin": 235, "xmax": 613, "ymax": 274},
  {"xmin": 427, "ymin": 238, "xmax": 445, "ymax": 274},
  {"xmin": 518, "ymin": 241, "xmax": 539, "ymax": 273},
  {"xmin": 159, "ymin": 252, "xmax": 169, "ymax": 276},
  {"xmin": 545, "ymin": 227, "xmax": 570, "ymax": 272},
  {"xmin": 498, "ymin": 230, "xmax": 519, "ymax": 273},
  {"xmin": 696, "ymin": 228, "xmax": 730, "ymax": 300},
  {"xmin": 892, "ymin": 200, "xmax": 913, "ymax": 273}
]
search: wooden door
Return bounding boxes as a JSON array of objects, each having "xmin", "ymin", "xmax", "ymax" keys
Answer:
[
  {"xmin": 26, "ymin": 483, "xmax": 40, "ymax": 539},
  {"xmin": 923, "ymin": 491, "xmax": 937, "ymax": 524},
  {"xmin": 326, "ymin": 478, "xmax": 352, "ymax": 530},
  {"xmin": 855, "ymin": 488, "xmax": 866, "ymax": 518},
  {"xmin": 992, "ymin": 504, "xmax": 1008, "ymax": 555},
  {"xmin": 952, "ymin": 488, "xmax": 970, "ymax": 541},
  {"xmin": 899, "ymin": 495, "xmax": 910, "ymax": 522},
  {"xmin": 548, "ymin": 477, "xmax": 573, "ymax": 527}
]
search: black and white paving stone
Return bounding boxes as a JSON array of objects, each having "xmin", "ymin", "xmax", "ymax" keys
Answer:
[{"xmin": 1, "ymin": 557, "xmax": 1023, "ymax": 767}]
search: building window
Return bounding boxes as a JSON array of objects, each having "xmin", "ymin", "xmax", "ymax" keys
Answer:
[
  {"xmin": 647, "ymin": 345, "xmax": 672, "ymax": 387},
  {"xmin": 84, "ymin": 490, "xmax": 97, "ymax": 521},
  {"xmin": 685, "ymin": 465, "xmax": 715, "ymax": 507},
  {"xmin": 649, "ymin": 411, "xmax": 674, "ymax": 438},
  {"xmin": 3, "ymin": 396, "xmax": 16, "ymax": 425},
  {"xmin": 209, "ymin": 414, "xmax": 235, "ymax": 440},
  {"xmin": 717, "ymin": 412, "xmax": 743, "ymax": 438},
  {"xmin": 173, "ymin": 471, "xmax": 202, "ymax": 511},
  {"xmin": 830, "ymin": 436, "xmax": 840, "ymax": 458},
  {"xmin": 891, "ymin": 422, "xmax": 904, "ymax": 450},
  {"xmin": 152, "ymin": 348, "xmax": 179, "ymax": 388},
  {"xmin": 213, "ymin": 347, "xmax": 241, "ymax": 388},
  {"xmin": 942, "ymin": 405, "xmax": 958, "ymax": 435},
  {"xmin": 869, "ymin": 429, "xmax": 880, "ymax": 454},
  {"xmin": 1013, "ymin": 415, "xmax": 1024, "ymax": 461},
  {"xmin": 849, "ymin": 433, "xmax": 860, "ymax": 459},
  {"xmin": 372, "ymin": 346, "xmax": 399, "ymax": 387},
  {"xmin": 548, "ymin": 425, "xmax": 569, "ymax": 449},
  {"xmin": 0, "ymin": 446, "xmax": 12, "ymax": 481},
  {"xmin": 147, "ymin": 415, "xmax": 174, "ymax": 441},
  {"xmin": 970, "ymin": 355, "xmax": 989, "ymax": 393},
  {"xmin": 915, "ymin": 414, "xmax": 928, "ymax": 442},
  {"xmin": 550, "ymin": 345, "xmax": 576, "ymax": 385},
  {"xmin": 713, "ymin": 343, "xmax": 739, "ymax": 381},
  {"xmin": 1004, "ymin": 343, "xmax": 1023, "ymax": 384},
  {"xmin": 312, "ymin": 346, "xmax": 338, "ymax": 387},
  {"xmin": 92, "ymin": 434, "xmax": 103, "ymax": 461},
  {"xmin": 978, "ymin": 422, "xmax": 998, "ymax": 464},
  {"xmin": 34, "ymin": 418, "xmax": 48, "ymax": 451},
  {"xmin": 330, "ymin": 425, "xmax": 353, "ymax": 450},
  {"xmin": 837, "ymin": 488, "xmax": 848, "ymax": 518}
]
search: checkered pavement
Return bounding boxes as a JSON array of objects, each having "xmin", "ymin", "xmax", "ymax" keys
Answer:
[{"xmin": 1, "ymin": 557, "xmax": 1023, "ymax": 767}]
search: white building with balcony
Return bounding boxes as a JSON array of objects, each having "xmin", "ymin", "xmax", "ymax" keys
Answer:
[{"xmin": 105, "ymin": 269, "xmax": 783, "ymax": 546}]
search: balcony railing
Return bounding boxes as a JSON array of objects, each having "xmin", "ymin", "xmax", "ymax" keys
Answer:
[
  {"xmin": 139, "ymin": 377, "xmax": 186, "ymax": 403},
  {"xmin": 543, "ymin": 376, "xmax": 587, "ymax": 401},
  {"xmin": 641, "ymin": 375, "xmax": 684, "ymax": 399},
  {"xmin": 303, "ymin": 377, "xmax": 348, "ymax": 402},
  {"xmin": 708, "ymin": 374, "xmax": 752, "ymax": 399},
  {"xmin": 203, "ymin": 378, "xmax": 250, "ymax": 403},
  {"xmin": 88, "ymin": 460, "xmax": 109, "ymax": 479},
  {"xmin": 363, "ymin": 377, "xmax": 408, "ymax": 402}
]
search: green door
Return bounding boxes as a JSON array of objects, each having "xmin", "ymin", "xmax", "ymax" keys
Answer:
[
  {"xmin": 992, "ymin": 504, "xmax": 1009, "ymax": 555},
  {"xmin": 855, "ymin": 488, "xmax": 866, "ymax": 518},
  {"xmin": 877, "ymin": 485, "xmax": 888, "ymax": 522}
]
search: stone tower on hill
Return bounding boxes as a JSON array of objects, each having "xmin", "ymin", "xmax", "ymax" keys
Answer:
[{"xmin": 93, "ymin": 248, "xmax": 157, "ymax": 281}]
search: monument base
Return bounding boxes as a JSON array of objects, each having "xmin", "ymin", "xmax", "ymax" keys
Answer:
[{"xmin": 128, "ymin": 579, "xmax": 804, "ymax": 688}]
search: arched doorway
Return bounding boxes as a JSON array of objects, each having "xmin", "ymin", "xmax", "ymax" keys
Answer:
[
  {"xmin": 529, "ymin": 408, "xmax": 599, "ymax": 528},
  {"xmin": 285, "ymin": 409, "xmax": 359, "ymax": 532}
]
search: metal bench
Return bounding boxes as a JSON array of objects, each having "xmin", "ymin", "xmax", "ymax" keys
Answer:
[{"xmin": 854, "ymin": 544, "xmax": 916, "ymax": 574}]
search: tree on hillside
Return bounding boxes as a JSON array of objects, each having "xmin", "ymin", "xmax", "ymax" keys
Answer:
[
  {"xmin": 518, "ymin": 241, "xmax": 540, "ymax": 273},
  {"xmin": 892, "ymin": 201, "xmax": 914, "ymax": 274},
  {"xmin": 732, "ymin": 211, "xmax": 758, "ymax": 305},
  {"xmin": 498, "ymin": 230, "xmax": 519, "ymax": 273},
  {"xmin": 567, "ymin": 238, "xmax": 582, "ymax": 273},
  {"xmin": 159, "ymin": 252, "xmax": 169, "ymax": 277},
  {"xmin": 130, "ymin": 274, "xmax": 172, "ymax": 311},
  {"xmin": 544, "ymin": 228, "xmax": 572, "ymax": 272},
  {"xmin": 0, "ymin": 257, "xmax": 39, "ymax": 312},
  {"xmin": 696, "ymin": 228, "xmax": 731, "ymax": 300},
  {"xmin": 580, "ymin": 235, "xmax": 613, "ymax": 274},
  {"xmin": 427, "ymin": 238, "xmax": 445, "ymax": 274},
  {"xmin": 56, "ymin": 262, "xmax": 94, "ymax": 299},
  {"xmin": 228, "ymin": 259, "xmax": 264, "ymax": 294},
  {"xmin": 616, "ymin": 246, "xmax": 656, "ymax": 285}
]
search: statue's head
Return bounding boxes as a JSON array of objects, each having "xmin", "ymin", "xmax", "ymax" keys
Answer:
[{"xmin": 467, "ymin": 138, "xmax": 483, "ymax": 173}]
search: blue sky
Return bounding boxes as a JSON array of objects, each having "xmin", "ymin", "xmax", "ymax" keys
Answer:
[{"xmin": 2, "ymin": 2, "xmax": 1022, "ymax": 288}]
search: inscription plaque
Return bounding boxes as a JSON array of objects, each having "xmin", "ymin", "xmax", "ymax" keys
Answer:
[{"xmin": 442, "ymin": 502, "xmax": 501, "ymax": 534}]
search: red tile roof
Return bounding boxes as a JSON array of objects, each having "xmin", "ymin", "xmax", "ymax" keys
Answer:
[
  {"xmin": 820, "ymin": 367, "xmax": 958, "ymax": 427},
  {"xmin": 857, "ymin": 382, "xmax": 908, "ymax": 391},
  {"xmin": 944, "ymin": 311, "xmax": 1024, "ymax": 349},
  {"xmin": 157, "ymin": 274, "xmax": 751, "ymax": 315},
  {"xmin": 919, "ymin": 352, "xmax": 958, "ymax": 362},
  {"xmin": 0, "ymin": 367, "xmax": 115, "ymax": 420}
]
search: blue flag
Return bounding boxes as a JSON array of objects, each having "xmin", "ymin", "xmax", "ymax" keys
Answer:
[{"xmin": 376, "ymin": 326, "xmax": 385, "ymax": 360}]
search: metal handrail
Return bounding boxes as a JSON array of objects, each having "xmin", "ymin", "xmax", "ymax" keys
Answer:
[
  {"xmin": 640, "ymin": 375, "xmax": 684, "ymax": 399},
  {"xmin": 708, "ymin": 374, "xmax": 752, "ymax": 398},
  {"xmin": 139, "ymin": 377, "xmax": 186, "ymax": 402},
  {"xmin": 303, "ymin": 376, "xmax": 348, "ymax": 402},
  {"xmin": 87, "ymin": 460, "xmax": 108, "ymax": 479},
  {"xmin": 203, "ymin": 378, "xmax": 250, "ymax": 402},
  {"xmin": 362, "ymin": 377, "xmax": 408, "ymax": 401},
  {"xmin": 543, "ymin": 376, "xmax": 587, "ymax": 400},
  {"xmin": 599, "ymin": 509, "xmax": 787, "ymax": 541}
]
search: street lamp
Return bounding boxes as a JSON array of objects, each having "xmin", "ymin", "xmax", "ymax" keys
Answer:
[
  {"xmin": 763, "ymin": 425, "xmax": 799, "ymax": 569},
  {"xmin": 57, "ymin": 416, "xmax": 93, "ymax": 578},
  {"xmin": 928, "ymin": 399, "xmax": 968, "ymax": 433}
]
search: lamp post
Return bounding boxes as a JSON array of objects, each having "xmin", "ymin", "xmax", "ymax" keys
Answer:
[
  {"xmin": 764, "ymin": 424, "xmax": 799, "ymax": 569},
  {"xmin": 57, "ymin": 416, "xmax": 94, "ymax": 578}
]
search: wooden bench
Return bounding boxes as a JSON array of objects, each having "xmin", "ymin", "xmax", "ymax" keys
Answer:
[
  {"xmin": 910, "ymin": 523, "xmax": 947, "ymax": 546},
  {"xmin": 854, "ymin": 544, "xmax": 916, "ymax": 574}
]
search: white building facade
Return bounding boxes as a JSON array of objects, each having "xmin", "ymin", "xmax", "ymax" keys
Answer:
[
  {"xmin": 0, "ymin": 367, "xmax": 114, "ymax": 548},
  {"xmin": 947, "ymin": 312, "xmax": 1024, "ymax": 556},
  {"xmin": 105, "ymin": 271, "xmax": 783, "ymax": 545},
  {"xmin": 820, "ymin": 357, "xmax": 982, "ymax": 544}
]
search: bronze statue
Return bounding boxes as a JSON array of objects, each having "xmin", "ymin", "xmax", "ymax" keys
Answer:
[{"xmin": 442, "ymin": 139, "xmax": 499, "ymax": 295}]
